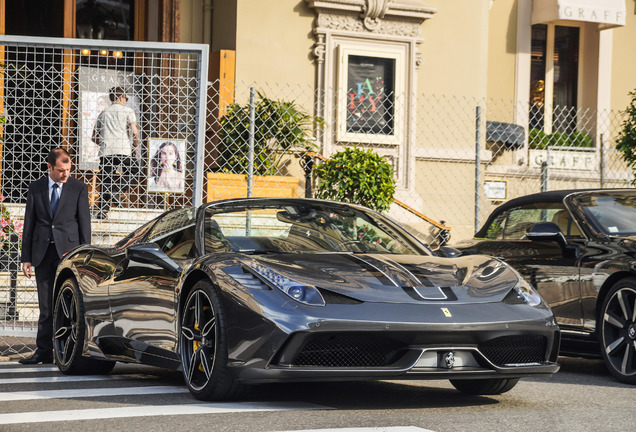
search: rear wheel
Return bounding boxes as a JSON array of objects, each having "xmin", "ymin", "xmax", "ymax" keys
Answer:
[
  {"xmin": 179, "ymin": 280, "xmax": 243, "ymax": 400},
  {"xmin": 53, "ymin": 278, "xmax": 115, "ymax": 375},
  {"xmin": 449, "ymin": 378, "xmax": 519, "ymax": 395},
  {"xmin": 599, "ymin": 278, "xmax": 636, "ymax": 384}
]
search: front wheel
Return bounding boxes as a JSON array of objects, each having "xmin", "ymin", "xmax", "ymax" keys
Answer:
[
  {"xmin": 53, "ymin": 278, "xmax": 115, "ymax": 375},
  {"xmin": 599, "ymin": 278, "xmax": 636, "ymax": 384},
  {"xmin": 179, "ymin": 280, "xmax": 243, "ymax": 400},
  {"xmin": 449, "ymin": 378, "xmax": 519, "ymax": 395}
]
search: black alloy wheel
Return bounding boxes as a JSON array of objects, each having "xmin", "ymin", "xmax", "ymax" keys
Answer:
[
  {"xmin": 179, "ymin": 280, "xmax": 243, "ymax": 400},
  {"xmin": 599, "ymin": 278, "xmax": 636, "ymax": 384},
  {"xmin": 53, "ymin": 278, "xmax": 114, "ymax": 375}
]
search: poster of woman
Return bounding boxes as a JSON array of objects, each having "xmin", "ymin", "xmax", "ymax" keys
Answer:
[{"xmin": 147, "ymin": 139, "xmax": 186, "ymax": 193}]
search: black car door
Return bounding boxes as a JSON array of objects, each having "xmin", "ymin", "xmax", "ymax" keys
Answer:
[
  {"xmin": 463, "ymin": 202, "xmax": 585, "ymax": 331},
  {"xmin": 109, "ymin": 207, "xmax": 197, "ymax": 354}
]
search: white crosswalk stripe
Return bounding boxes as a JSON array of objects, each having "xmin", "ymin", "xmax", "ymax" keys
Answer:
[
  {"xmin": 0, "ymin": 373, "xmax": 156, "ymax": 385},
  {"xmin": 0, "ymin": 361, "xmax": 330, "ymax": 426},
  {"xmin": 0, "ymin": 401, "xmax": 325, "ymax": 425},
  {"xmin": 0, "ymin": 385, "xmax": 189, "ymax": 401}
]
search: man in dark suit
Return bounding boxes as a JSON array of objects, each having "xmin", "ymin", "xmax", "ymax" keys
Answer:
[{"xmin": 19, "ymin": 148, "xmax": 91, "ymax": 364}]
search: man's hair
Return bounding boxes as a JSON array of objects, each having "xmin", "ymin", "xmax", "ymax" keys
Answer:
[
  {"xmin": 108, "ymin": 86, "xmax": 127, "ymax": 102},
  {"xmin": 47, "ymin": 148, "xmax": 71, "ymax": 167}
]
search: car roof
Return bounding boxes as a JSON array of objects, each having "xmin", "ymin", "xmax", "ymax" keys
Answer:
[{"xmin": 474, "ymin": 188, "xmax": 633, "ymax": 238}]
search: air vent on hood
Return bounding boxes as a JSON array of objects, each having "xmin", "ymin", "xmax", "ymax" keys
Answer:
[{"xmin": 403, "ymin": 286, "xmax": 457, "ymax": 301}]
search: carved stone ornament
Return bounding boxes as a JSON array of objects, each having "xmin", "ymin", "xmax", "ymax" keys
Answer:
[{"xmin": 306, "ymin": 0, "xmax": 436, "ymax": 36}]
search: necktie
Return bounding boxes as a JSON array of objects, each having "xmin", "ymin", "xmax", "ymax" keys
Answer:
[{"xmin": 51, "ymin": 183, "xmax": 59, "ymax": 215}]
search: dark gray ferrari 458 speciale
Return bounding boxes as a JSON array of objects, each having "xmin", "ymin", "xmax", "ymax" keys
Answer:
[{"xmin": 52, "ymin": 198, "xmax": 560, "ymax": 400}]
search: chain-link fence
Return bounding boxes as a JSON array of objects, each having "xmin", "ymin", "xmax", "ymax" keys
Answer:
[
  {"xmin": 1, "ymin": 35, "xmax": 632, "ymax": 357},
  {"xmin": 0, "ymin": 36, "xmax": 209, "ymax": 356}
]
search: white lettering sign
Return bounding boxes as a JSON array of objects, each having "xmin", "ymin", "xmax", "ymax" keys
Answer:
[
  {"xmin": 529, "ymin": 149, "xmax": 597, "ymax": 171},
  {"xmin": 560, "ymin": 6, "xmax": 625, "ymax": 26},
  {"xmin": 484, "ymin": 180, "xmax": 507, "ymax": 200}
]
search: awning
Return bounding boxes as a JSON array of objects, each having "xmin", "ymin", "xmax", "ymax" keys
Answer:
[{"xmin": 532, "ymin": 0, "xmax": 626, "ymax": 30}]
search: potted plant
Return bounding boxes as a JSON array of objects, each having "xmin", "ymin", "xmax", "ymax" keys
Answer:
[
  {"xmin": 313, "ymin": 146, "xmax": 396, "ymax": 213},
  {"xmin": 208, "ymin": 92, "xmax": 322, "ymax": 200}
]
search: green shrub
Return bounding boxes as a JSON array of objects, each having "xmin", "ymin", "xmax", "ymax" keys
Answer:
[
  {"xmin": 616, "ymin": 90, "xmax": 636, "ymax": 184},
  {"xmin": 568, "ymin": 130, "xmax": 593, "ymax": 147},
  {"xmin": 528, "ymin": 128, "xmax": 593, "ymax": 149},
  {"xmin": 217, "ymin": 92, "xmax": 321, "ymax": 175},
  {"xmin": 313, "ymin": 146, "xmax": 396, "ymax": 213}
]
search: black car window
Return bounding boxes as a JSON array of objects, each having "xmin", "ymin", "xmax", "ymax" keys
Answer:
[
  {"xmin": 146, "ymin": 207, "xmax": 197, "ymax": 259},
  {"xmin": 576, "ymin": 193, "xmax": 636, "ymax": 236},
  {"xmin": 486, "ymin": 203, "xmax": 567, "ymax": 240},
  {"xmin": 114, "ymin": 219, "xmax": 156, "ymax": 250}
]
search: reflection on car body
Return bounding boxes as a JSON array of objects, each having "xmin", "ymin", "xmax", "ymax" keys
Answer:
[
  {"xmin": 52, "ymin": 198, "xmax": 560, "ymax": 400},
  {"xmin": 454, "ymin": 189, "xmax": 636, "ymax": 384}
]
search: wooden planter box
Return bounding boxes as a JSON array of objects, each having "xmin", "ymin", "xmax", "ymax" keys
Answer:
[{"xmin": 206, "ymin": 173, "xmax": 300, "ymax": 202}]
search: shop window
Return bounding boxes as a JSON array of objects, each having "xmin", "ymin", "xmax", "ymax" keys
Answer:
[
  {"xmin": 76, "ymin": 0, "xmax": 134, "ymax": 40},
  {"xmin": 529, "ymin": 24, "xmax": 580, "ymax": 135},
  {"xmin": 336, "ymin": 44, "xmax": 406, "ymax": 146}
]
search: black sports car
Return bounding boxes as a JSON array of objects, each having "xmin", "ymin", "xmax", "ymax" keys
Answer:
[
  {"xmin": 453, "ymin": 189, "xmax": 636, "ymax": 384},
  {"xmin": 53, "ymin": 198, "xmax": 559, "ymax": 400}
]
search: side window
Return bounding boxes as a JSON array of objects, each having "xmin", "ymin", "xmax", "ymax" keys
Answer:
[
  {"xmin": 492, "ymin": 203, "xmax": 567, "ymax": 240},
  {"xmin": 484, "ymin": 213, "xmax": 507, "ymax": 239},
  {"xmin": 146, "ymin": 207, "xmax": 197, "ymax": 259}
]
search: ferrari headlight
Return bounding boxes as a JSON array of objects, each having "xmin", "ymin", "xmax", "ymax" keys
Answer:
[
  {"xmin": 243, "ymin": 260, "xmax": 325, "ymax": 306},
  {"xmin": 513, "ymin": 278, "xmax": 543, "ymax": 307}
]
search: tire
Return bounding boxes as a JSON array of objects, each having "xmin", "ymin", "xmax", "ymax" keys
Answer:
[
  {"xmin": 179, "ymin": 280, "xmax": 243, "ymax": 400},
  {"xmin": 53, "ymin": 278, "xmax": 115, "ymax": 375},
  {"xmin": 598, "ymin": 278, "xmax": 636, "ymax": 384},
  {"xmin": 449, "ymin": 378, "xmax": 520, "ymax": 395}
]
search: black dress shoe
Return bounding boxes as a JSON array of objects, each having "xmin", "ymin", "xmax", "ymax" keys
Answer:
[{"xmin": 18, "ymin": 352, "xmax": 53, "ymax": 365}]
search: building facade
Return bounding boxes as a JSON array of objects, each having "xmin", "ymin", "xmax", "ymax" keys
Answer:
[{"xmin": 0, "ymin": 0, "xmax": 634, "ymax": 241}]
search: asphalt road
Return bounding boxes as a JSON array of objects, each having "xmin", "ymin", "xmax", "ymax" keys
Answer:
[{"xmin": 0, "ymin": 356, "xmax": 633, "ymax": 432}]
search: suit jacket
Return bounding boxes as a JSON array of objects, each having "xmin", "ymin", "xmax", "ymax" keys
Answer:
[{"xmin": 21, "ymin": 176, "xmax": 91, "ymax": 267}]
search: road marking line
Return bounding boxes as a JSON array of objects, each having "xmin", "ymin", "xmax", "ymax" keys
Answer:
[
  {"xmin": 0, "ymin": 374, "xmax": 157, "ymax": 385},
  {"xmin": 0, "ymin": 385, "xmax": 189, "ymax": 401},
  {"xmin": 0, "ymin": 366, "xmax": 59, "ymax": 373},
  {"xmin": 268, "ymin": 429, "xmax": 434, "ymax": 432},
  {"xmin": 0, "ymin": 402, "xmax": 328, "ymax": 424}
]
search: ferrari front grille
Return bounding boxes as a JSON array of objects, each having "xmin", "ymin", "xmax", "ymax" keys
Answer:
[
  {"xmin": 292, "ymin": 333, "xmax": 404, "ymax": 367},
  {"xmin": 479, "ymin": 335, "xmax": 547, "ymax": 366}
]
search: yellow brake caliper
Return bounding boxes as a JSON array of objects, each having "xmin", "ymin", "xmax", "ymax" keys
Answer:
[{"xmin": 194, "ymin": 306, "xmax": 211, "ymax": 372}]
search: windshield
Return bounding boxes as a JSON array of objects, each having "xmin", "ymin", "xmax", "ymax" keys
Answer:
[
  {"xmin": 574, "ymin": 191, "xmax": 636, "ymax": 236},
  {"xmin": 204, "ymin": 201, "xmax": 430, "ymax": 255}
]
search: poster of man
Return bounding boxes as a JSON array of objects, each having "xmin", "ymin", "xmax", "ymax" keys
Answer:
[
  {"xmin": 147, "ymin": 139, "xmax": 186, "ymax": 193},
  {"xmin": 78, "ymin": 67, "xmax": 140, "ymax": 170}
]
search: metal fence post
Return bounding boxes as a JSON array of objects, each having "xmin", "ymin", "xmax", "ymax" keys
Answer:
[
  {"xmin": 247, "ymin": 87, "xmax": 255, "ymax": 198},
  {"xmin": 600, "ymin": 133, "xmax": 605, "ymax": 188},
  {"xmin": 474, "ymin": 106, "xmax": 482, "ymax": 234}
]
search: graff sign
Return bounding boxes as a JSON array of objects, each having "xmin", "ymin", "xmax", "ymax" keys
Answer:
[
  {"xmin": 559, "ymin": 6, "xmax": 625, "ymax": 26},
  {"xmin": 529, "ymin": 149, "xmax": 597, "ymax": 171},
  {"xmin": 346, "ymin": 55, "xmax": 394, "ymax": 135}
]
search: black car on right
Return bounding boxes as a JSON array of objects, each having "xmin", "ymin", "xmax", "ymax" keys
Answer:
[{"xmin": 453, "ymin": 189, "xmax": 636, "ymax": 384}]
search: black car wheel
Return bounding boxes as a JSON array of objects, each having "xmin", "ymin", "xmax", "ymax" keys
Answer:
[
  {"xmin": 599, "ymin": 278, "xmax": 636, "ymax": 384},
  {"xmin": 179, "ymin": 280, "xmax": 243, "ymax": 400},
  {"xmin": 53, "ymin": 278, "xmax": 115, "ymax": 375},
  {"xmin": 449, "ymin": 378, "xmax": 519, "ymax": 395}
]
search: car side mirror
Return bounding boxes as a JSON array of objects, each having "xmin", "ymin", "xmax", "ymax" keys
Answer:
[
  {"xmin": 525, "ymin": 222, "xmax": 567, "ymax": 249},
  {"xmin": 436, "ymin": 246, "xmax": 462, "ymax": 258},
  {"xmin": 127, "ymin": 243, "xmax": 182, "ymax": 277}
]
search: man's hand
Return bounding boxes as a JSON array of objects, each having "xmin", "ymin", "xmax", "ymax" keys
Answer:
[{"xmin": 22, "ymin": 262, "xmax": 33, "ymax": 279}]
